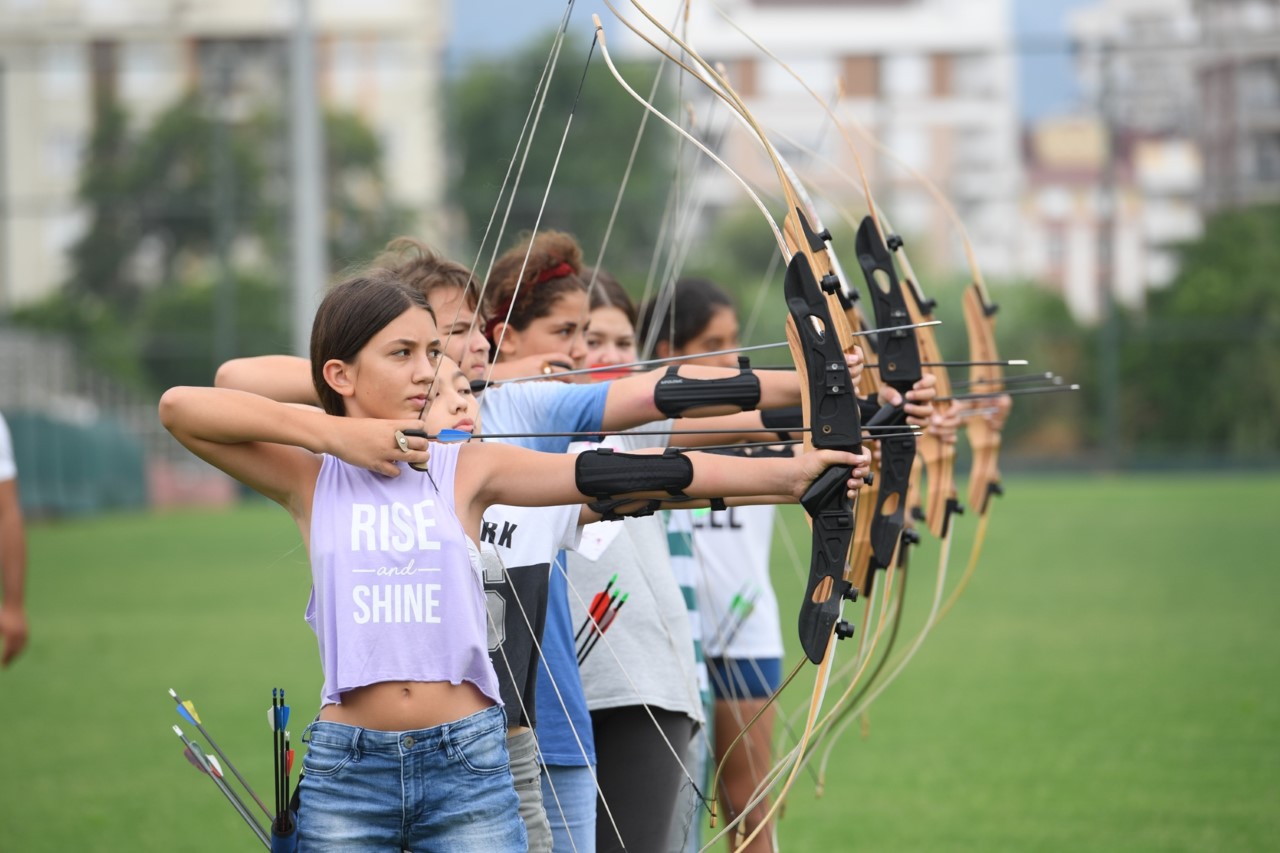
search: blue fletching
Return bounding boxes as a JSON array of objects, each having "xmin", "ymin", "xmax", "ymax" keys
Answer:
[
  {"xmin": 436, "ymin": 429, "xmax": 472, "ymax": 443},
  {"xmin": 280, "ymin": 705, "xmax": 291, "ymax": 729},
  {"xmin": 176, "ymin": 704, "xmax": 197, "ymax": 726}
]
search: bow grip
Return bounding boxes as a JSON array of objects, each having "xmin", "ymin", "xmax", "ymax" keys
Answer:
[
  {"xmin": 784, "ymin": 253, "xmax": 862, "ymax": 453},
  {"xmin": 797, "ymin": 464, "xmax": 856, "ymax": 663}
]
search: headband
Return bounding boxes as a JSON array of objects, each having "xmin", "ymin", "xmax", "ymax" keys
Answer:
[{"xmin": 483, "ymin": 261, "xmax": 577, "ymax": 342}]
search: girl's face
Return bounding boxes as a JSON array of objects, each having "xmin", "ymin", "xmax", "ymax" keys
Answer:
[
  {"xmin": 494, "ymin": 290, "xmax": 590, "ymax": 368},
  {"xmin": 331, "ymin": 306, "xmax": 443, "ymax": 420},
  {"xmin": 671, "ymin": 304, "xmax": 740, "ymax": 368},
  {"xmin": 584, "ymin": 305, "xmax": 637, "ymax": 379},
  {"xmin": 420, "ymin": 355, "xmax": 481, "ymax": 436},
  {"xmin": 428, "ymin": 285, "xmax": 491, "ymax": 382}
]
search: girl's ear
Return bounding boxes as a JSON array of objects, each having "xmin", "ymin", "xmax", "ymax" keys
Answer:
[
  {"xmin": 652, "ymin": 339, "xmax": 672, "ymax": 360},
  {"xmin": 491, "ymin": 322, "xmax": 518, "ymax": 357},
  {"xmin": 322, "ymin": 358, "xmax": 356, "ymax": 399}
]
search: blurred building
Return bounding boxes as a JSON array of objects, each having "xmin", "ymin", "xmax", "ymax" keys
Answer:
[
  {"xmin": 1196, "ymin": 0, "xmax": 1280, "ymax": 210},
  {"xmin": 0, "ymin": 0, "xmax": 449, "ymax": 312},
  {"xmin": 1017, "ymin": 0, "xmax": 1203, "ymax": 322},
  {"xmin": 1072, "ymin": 0, "xmax": 1200, "ymax": 135},
  {"xmin": 1020, "ymin": 116, "xmax": 1202, "ymax": 321},
  {"xmin": 615, "ymin": 0, "xmax": 1023, "ymax": 279}
]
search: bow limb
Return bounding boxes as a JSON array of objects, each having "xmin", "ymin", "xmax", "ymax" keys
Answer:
[
  {"xmin": 601, "ymin": 6, "xmax": 865, "ymax": 665},
  {"xmin": 932, "ymin": 280, "xmax": 1006, "ymax": 625},
  {"xmin": 702, "ymin": 4, "xmax": 960, "ymax": 541},
  {"xmin": 599, "ymin": 16, "xmax": 865, "ymax": 852}
]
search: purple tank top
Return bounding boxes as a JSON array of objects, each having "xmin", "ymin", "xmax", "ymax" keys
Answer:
[{"xmin": 306, "ymin": 442, "xmax": 500, "ymax": 707}]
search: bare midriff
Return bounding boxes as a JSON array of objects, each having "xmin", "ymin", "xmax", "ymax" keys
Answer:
[{"xmin": 320, "ymin": 681, "xmax": 492, "ymax": 732}]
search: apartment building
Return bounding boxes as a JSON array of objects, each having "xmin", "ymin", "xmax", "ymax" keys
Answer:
[
  {"xmin": 1018, "ymin": 0, "xmax": 1203, "ymax": 321},
  {"xmin": 0, "ymin": 0, "xmax": 449, "ymax": 311},
  {"xmin": 1196, "ymin": 0, "xmax": 1280, "ymax": 210},
  {"xmin": 612, "ymin": 0, "xmax": 1023, "ymax": 279}
]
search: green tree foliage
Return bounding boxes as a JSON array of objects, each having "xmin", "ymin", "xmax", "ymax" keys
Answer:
[
  {"xmin": 67, "ymin": 101, "xmax": 140, "ymax": 306},
  {"xmin": 138, "ymin": 272, "xmax": 291, "ymax": 390},
  {"xmin": 14, "ymin": 93, "xmax": 411, "ymax": 392},
  {"xmin": 446, "ymin": 31, "xmax": 676, "ymax": 280},
  {"xmin": 1120, "ymin": 205, "xmax": 1280, "ymax": 456}
]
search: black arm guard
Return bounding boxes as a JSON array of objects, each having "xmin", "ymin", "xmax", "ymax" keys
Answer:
[
  {"xmin": 760, "ymin": 405, "xmax": 804, "ymax": 441},
  {"xmin": 575, "ymin": 447, "xmax": 695, "ymax": 501},
  {"xmin": 654, "ymin": 356, "xmax": 761, "ymax": 418}
]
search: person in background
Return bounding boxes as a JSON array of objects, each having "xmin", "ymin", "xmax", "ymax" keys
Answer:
[
  {"xmin": 568, "ymin": 269, "xmax": 706, "ymax": 853},
  {"xmin": 0, "ymin": 411, "xmax": 29, "ymax": 668}
]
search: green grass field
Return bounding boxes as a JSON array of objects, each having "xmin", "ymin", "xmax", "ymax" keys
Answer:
[{"xmin": 1, "ymin": 474, "xmax": 1277, "ymax": 851}]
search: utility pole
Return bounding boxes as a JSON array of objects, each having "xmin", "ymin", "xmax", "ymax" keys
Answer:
[
  {"xmin": 1098, "ymin": 40, "xmax": 1121, "ymax": 468},
  {"xmin": 212, "ymin": 44, "xmax": 237, "ymax": 367},
  {"xmin": 289, "ymin": 0, "xmax": 326, "ymax": 357},
  {"xmin": 0, "ymin": 59, "xmax": 9, "ymax": 319}
]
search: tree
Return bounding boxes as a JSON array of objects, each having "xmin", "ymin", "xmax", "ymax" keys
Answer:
[
  {"xmin": 446, "ymin": 31, "xmax": 676, "ymax": 281},
  {"xmin": 15, "ymin": 92, "xmax": 412, "ymax": 393},
  {"xmin": 1120, "ymin": 205, "xmax": 1280, "ymax": 456}
]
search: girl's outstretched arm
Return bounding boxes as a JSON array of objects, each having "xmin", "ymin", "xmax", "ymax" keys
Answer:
[
  {"xmin": 600, "ymin": 350, "xmax": 865, "ymax": 431},
  {"xmin": 454, "ymin": 442, "xmax": 870, "ymax": 533}
]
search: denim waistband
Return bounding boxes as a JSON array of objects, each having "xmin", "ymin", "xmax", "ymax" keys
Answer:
[{"xmin": 303, "ymin": 704, "xmax": 505, "ymax": 756}]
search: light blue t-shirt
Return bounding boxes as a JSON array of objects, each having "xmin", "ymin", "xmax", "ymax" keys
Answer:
[{"xmin": 479, "ymin": 380, "xmax": 610, "ymax": 766}]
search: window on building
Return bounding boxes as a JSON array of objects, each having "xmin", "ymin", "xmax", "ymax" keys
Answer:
[
  {"xmin": 43, "ymin": 42, "xmax": 86, "ymax": 100},
  {"xmin": 728, "ymin": 58, "xmax": 757, "ymax": 98},
  {"xmin": 330, "ymin": 37, "xmax": 365, "ymax": 104},
  {"xmin": 1253, "ymin": 132, "xmax": 1280, "ymax": 181},
  {"xmin": 43, "ymin": 128, "xmax": 80, "ymax": 182},
  {"xmin": 882, "ymin": 53, "xmax": 928, "ymax": 99},
  {"xmin": 950, "ymin": 52, "xmax": 996, "ymax": 98},
  {"xmin": 375, "ymin": 37, "xmax": 404, "ymax": 93},
  {"xmin": 121, "ymin": 41, "xmax": 165, "ymax": 104},
  {"xmin": 932, "ymin": 54, "xmax": 951, "ymax": 98},
  {"xmin": 760, "ymin": 57, "xmax": 835, "ymax": 99},
  {"xmin": 1046, "ymin": 223, "xmax": 1066, "ymax": 271},
  {"xmin": 883, "ymin": 125, "xmax": 929, "ymax": 174},
  {"xmin": 840, "ymin": 55, "xmax": 879, "ymax": 98},
  {"xmin": 1239, "ymin": 58, "xmax": 1280, "ymax": 110}
]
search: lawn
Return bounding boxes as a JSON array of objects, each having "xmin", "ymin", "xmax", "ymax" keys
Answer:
[{"xmin": 1, "ymin": 474, "xmax": 1277, "ymax": 851}]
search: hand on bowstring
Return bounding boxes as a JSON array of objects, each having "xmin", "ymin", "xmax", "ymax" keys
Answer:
[
  {"xmin": 485, "ymin": 353, "xmax": 578, "ymax": 383},
  {"xmin": 878, "ymin": 373, "xmax": 938, "ymax": 428},
  {"xmin": 328, "ymin": 418, "xmax": 431, "ymax": 478},
  {"xmin": 845, "ymin": 346, "xmax": 866, "ymax": 386}
]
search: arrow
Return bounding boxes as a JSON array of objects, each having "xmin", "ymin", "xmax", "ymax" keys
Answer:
[
  {"xmin": 173, "ymin": 725, "xmax": 269, "ymax": 849},
  {"xmin": 577, "ymin": 591, "xmax": 629, "ymax": 665},
  {"xmin": 169, "ymin": 688, "xmax": 272, "ymax": 820}
]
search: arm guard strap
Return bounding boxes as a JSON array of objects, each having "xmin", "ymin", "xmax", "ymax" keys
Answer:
[
  {"xmin": 654, "ymin": 357, "xmax": 761, "ymax": 417},
  {"xmin": 588, "ymin": 495, "xmax": 726, "ymax": 522}
]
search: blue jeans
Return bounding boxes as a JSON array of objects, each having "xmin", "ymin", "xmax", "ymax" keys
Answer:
[
  {"xmin": 540, "ymin": 763, "xmax": 597, "ymax": 853},
  {"xmin": 298, "ymin": 706, "xmax": 526, "ymax": 852}
]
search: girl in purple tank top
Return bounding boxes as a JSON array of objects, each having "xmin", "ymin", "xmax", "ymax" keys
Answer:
[{"xmin": 161, "ymin": 268, "xmax": 871, "ymax": 852}]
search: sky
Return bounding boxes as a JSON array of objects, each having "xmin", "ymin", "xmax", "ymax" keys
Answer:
[{"xmin": 446, "ymin": 0, "xmax": 1096, "ymax": 122}]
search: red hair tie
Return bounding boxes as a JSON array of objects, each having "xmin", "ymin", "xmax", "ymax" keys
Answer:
[{"xmin": 534, "ymin": 261, "xmax": 575, "ymax": 286}]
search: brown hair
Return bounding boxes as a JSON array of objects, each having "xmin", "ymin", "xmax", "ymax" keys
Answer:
[
  {"xmin": 373, "ymin": 237, "xmax": 480, "ymax": 311},
  {"xmin": 583, "ymin": 266, "xmax": 637, "ymax": 329},
  {"xmin": 638, "ymin": 277, "xmax": 734, "ymax": 355},
  {"xmin": 310, "ymin": 269, "xmax": 436, "ymax": 416},
  {"xmin": 482, "ymin": 230, "xmax": 586, "ymax": 342}
]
